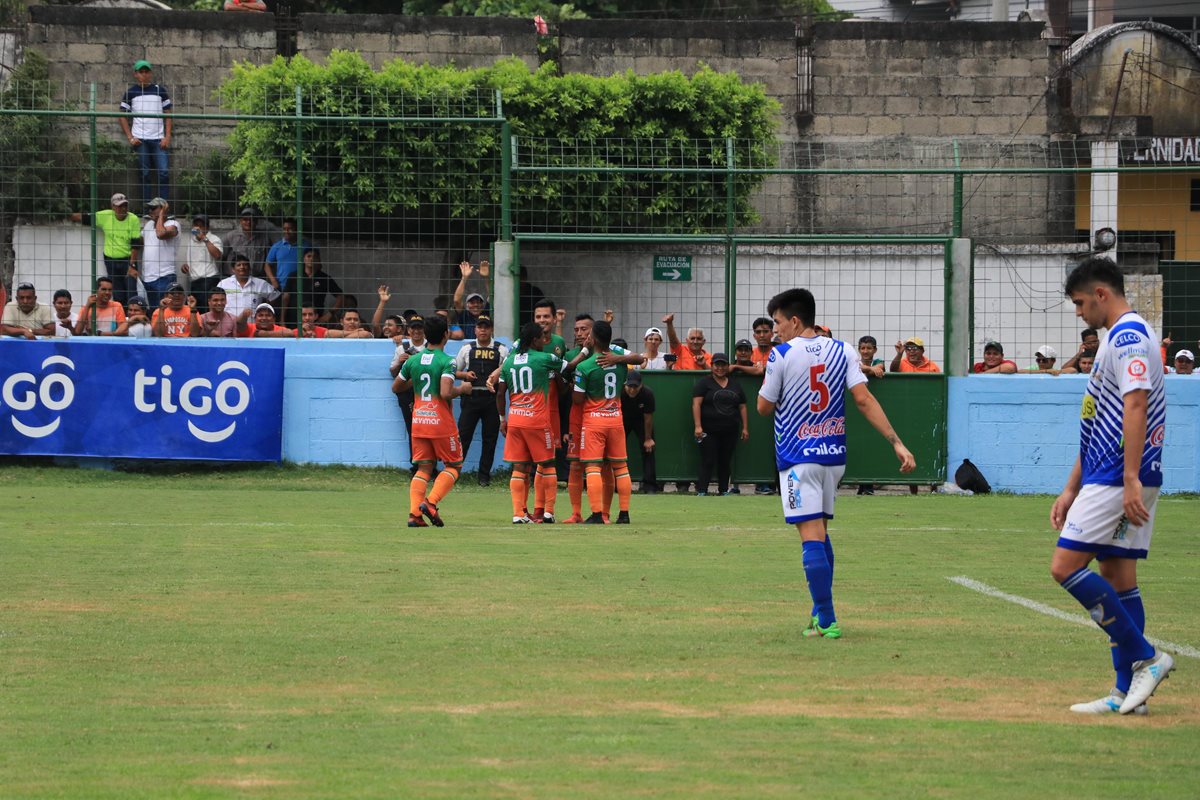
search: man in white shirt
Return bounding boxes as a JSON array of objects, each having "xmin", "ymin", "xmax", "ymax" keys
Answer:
[
  {"xmin": 181, "ymin": 213, "xmax": 222, "ymax": 315},
  {"xmin": 140, "ymin": 197, "xmax": 180, "ymax": 309},
  {"xmin": 216, "ymin": 252, "xmax": 278, "ymax": 323}
]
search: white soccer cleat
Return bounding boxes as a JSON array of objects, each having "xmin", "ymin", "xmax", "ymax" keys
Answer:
[
  {"xmin": 1070, "ymin": 691, "xmax": 1147, "ymax": 716},
  {"xmin": 1121, "ymin": 651, "xmax": 1175, "ymax": 714},
  {"xmin": 512, "ymin": 515, "xmax": 533, "ymax": 524}
]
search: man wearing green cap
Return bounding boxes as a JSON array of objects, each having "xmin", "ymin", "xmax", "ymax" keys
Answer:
[{"xmin": 120, "ymin": 60, "xmax": 173, "ymax": 207}]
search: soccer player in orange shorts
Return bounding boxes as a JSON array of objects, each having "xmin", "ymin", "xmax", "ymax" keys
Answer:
[
  {"xmin": 498, "ymin": 321, "xmax": 589, "ymax": 523},
  {"xmin": 392, "ymin": 315, "xmax": 473, "ymax": 527},
  {"xmin": 573, "ymin": 320, "xmax": 635, "ymax": 525}
]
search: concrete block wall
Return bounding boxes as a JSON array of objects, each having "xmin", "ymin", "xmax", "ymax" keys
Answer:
[{"xmin": 947, "ymin": 375, "xmax": 1200, "ymax": 493}]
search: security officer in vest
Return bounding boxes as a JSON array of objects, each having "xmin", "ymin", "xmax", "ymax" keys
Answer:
[{"xmin": 454, "ymin": 315, "xmax": 509, "ymax": 486}]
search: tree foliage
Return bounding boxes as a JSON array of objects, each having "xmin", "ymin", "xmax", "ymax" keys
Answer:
[{"xmin": 220, "ymin": 52, "xmax": 778, "ymax": 235}]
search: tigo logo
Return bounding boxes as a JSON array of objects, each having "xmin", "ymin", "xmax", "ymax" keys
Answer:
[{"xmin": 134, "ymin": 360, "xmax": 252, "ymax": 443}]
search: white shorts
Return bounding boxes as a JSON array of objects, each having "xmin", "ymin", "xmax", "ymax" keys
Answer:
[
  {"xmin": 779, "ymin": 463, "xmax": 845, "ymax": 524},
  {"xmin": 1058, "ymin": 483, "xmax": 1159, "ymax": 560}
]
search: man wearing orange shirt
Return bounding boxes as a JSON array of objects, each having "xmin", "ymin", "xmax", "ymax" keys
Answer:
[
  {"xmin": 662, "ymin": 312, "xmax": 711, "ymax": 371},
  {"xmin": 151, "ymin": 283, "xmax": 200, "ymax": 338},
  {"xmin": 890, "ymin": 336, "xmax": 941, "ymax": 373},
  {"xmin": 239, "ymin": 303, "xmax": 293, "ymax": 338}
]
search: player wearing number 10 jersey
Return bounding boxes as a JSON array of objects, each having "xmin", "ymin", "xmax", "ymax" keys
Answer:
[
  {"xmin": 573, "ymin": 320, "xmax": 634, "ymax": 525},
  {"xmin": 395, "ymin": 315, "xmax": 473, "ymax": 528},
  {"xmin": 498, "ymin": 322, "xmax": 589, "ymax": 524},
  {"xmin": 756, "ymin": 288, "xmax": 915, "ymax": 639}
]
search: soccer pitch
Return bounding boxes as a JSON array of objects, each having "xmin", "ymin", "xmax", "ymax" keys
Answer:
[{"xmin": 1, "ymin": 465, "xmax": 1196, "ymax": 799}]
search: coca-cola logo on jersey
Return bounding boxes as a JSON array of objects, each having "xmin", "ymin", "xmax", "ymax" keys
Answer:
[{"xmin": 794, "ymin": 417, "xmax": 845, "ymax": 439}]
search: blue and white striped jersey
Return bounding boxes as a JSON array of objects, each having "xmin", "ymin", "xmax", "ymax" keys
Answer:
[
  {"xmin": 759, "ymin": 336, "xmax": 866, "ymax": 470},
  {"xmin": 1080, "ymin": 311, "xmax": 1165, "ymax": 487}
]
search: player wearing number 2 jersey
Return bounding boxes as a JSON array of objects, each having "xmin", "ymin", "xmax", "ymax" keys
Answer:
[
  {"xmin": 573, "ymin": 320, "xmax": 635, "ymax": 525},
  {"xmin": 757, "ymin": 288, "xmax": 915, "ymax": 639},
  {"xmin": 395, "ymin": 315, "xmax": 473, "ymax": 528},
  {"xmin": 498, "ymin": 322, "xmax": 589, "ymax": 524}
]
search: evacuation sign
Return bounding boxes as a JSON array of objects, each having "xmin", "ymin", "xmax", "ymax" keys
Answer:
[{"xmin": 652, "ymin": 255, "xmax": 692, "ymax": 282}]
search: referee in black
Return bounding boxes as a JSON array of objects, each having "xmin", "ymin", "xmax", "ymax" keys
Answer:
[{"xmin": 454, "ymin": 315, "xmax": 508, "ymax": 487}]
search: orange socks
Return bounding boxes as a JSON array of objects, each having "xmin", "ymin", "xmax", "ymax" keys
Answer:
[
  {"xmin": 510, "ymin": 467, "xmax": 529, "ymax": 516},
  {"xmin": 409, "ymin": 469, "xmax": 430, "ymax": 516},
  {"xmin": 568, "ymin": 462, "xmax": 584, "ymax": 516},
  {"xmin": 585, "ymin": 466, "xmax": 604, "ymax": 514},
  {"xmin": 602, "ymin": 463, "xmax": 615, "ymax": 514},
  {"xmin": 536, "ymin": 465, "xmax": 557, "ymax": 515},
  {"xmin": 427, "ymin": 466, "xmax": 460, "ymax": 506},
  {"xmin": 613, "ymin": 463, "xmax": 632, "ymax": 512}
]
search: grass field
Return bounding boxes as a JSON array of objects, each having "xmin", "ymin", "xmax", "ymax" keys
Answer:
[{"xmin": 1, "ymin": 464, "xmax": 1196, "ymax": 799}]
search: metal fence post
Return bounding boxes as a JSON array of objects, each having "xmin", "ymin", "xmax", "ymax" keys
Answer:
[
  {"xmin": 724, "ymin": 137, "xmax": 736, "ymax": 351},
  {"xmin": 952, "ymin": 139, "xmax": 963, "ymax": 239},
  {"xmin": 88, "ymin": 82, "xmax": 98, "ymax": 333},
  {"xmin": 292, "ymin": 85, "xmax": 303, "ymax": 330}
]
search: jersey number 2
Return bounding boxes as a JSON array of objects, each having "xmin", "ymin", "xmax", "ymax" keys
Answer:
[{"xmin": 809, "ymin": 364, "xmax": 829, "ymax": 413}]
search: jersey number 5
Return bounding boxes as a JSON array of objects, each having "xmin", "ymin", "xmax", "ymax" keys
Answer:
[{"xmin": 809, "ymin": 364, "xmax": 829, "ymax": 413}]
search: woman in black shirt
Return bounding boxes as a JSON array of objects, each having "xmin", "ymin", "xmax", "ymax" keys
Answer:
[{"xmin": 691, "ymin": 353, "xmax": 749, "ymax": 495}]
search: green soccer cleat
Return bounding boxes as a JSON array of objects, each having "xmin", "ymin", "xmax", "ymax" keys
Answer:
[{"xmin": 802, "ymin": 617, "xmax": 841, "ymax": 639}]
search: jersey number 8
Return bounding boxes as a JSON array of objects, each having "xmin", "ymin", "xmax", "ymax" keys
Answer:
[{"xmin": 603, "ymin": 371, "xmax": 618, "ymax": 399}]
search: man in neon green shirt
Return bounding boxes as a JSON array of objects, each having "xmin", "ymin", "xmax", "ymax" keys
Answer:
[{"xmin": 72, "ymin": 193, "xmax": 143, "ymax": 308}]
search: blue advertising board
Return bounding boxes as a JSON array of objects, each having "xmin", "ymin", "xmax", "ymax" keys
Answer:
[{"xmin": 0, "ymin": 341, "xmax": 284, "ymax": 461}]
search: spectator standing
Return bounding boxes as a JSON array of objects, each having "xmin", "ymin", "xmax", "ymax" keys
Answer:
[
  {"xmin": 2, "ymin": 282, "xmax": 54, "ymax": 338},
  {"xmin": 221, "ymin": 208, "xmax": 275, "ymax": 277},
  {"xmin": 452, "ymin": 260, "xmax": 491, "ymax": 339},
  {"xmin": 455, "ymin": 315, "xmax": 508, "ymax": 488},
  {"xmin": 751, "ymin": 317, "xmax": 774, "ymax": 367},
  {"xmin": 662, "ymin": 313, "xmax": 711, "ymax": 370},
  {"xmin": 72, "ymin": 194, "xmax": 142, "ymax": 308},
  {"xmin": 140, "ymin": 198, "xmax": 180, "ymax": 309},
  {"xmin": 640, "ymin": 326, "xmax": 667, "ymax": 369},
  {"xmin": 620, "ymin": 370, "xmax": 659, "ymax": 493},
  {"xmin": 151, "ymin": 283, "xmax": 200, "ymax": 337},
  {"xmin": 890, "ymin": 337, "xmax": 941, "ymax": 373},
  {"xmin": 692, "ymin": 353, "xmax": 749, "ymax": 496},
  {"xmin": 857, "ymin": 335, "xmax": 886, "ymax": 378},
  {"xmin": 116, "ymin": 296, "xmax": 152, "ymax": 338},
  {"xmin": 181, "ymin": 214, "xmax": 222, "ymax": 314},
  {"xmin": 119, "ymin": 60, "xmax": 172, "ymax": 207},
  {"xmin": 199, "ymin": 288, "xmax": 236, "ymax": 337},
  {"xmin": 390, "ymin": 314, "xmax": 426, "ymax": 458},
  {"xmin": 74, "ymin": 277, "xmax": 126, "ymax": 337},
  {"xmin": 730, "ymin": 338, "xmax": 761, "ymax": 376},
  {"xmin": 50, "ymin": 289, "xmax": 76, "ymax": 338},
  {"xmin": 1022, "ymin": 345, "xmax": 1059, "ymax": 373},
  {"xmin": 295, "ymin": 249, "xmax": 344, "ymax": 323},
  {"xmin": 218, "ymin": 254, "xmax": 279, "ymax": 324},
  {"xmin": 972, "ymin": 341, "xmax": 1018, "ymax": 374},
  {"xmin": 264, "ymin": 219, "xmax": 305, "ymax": 324}
]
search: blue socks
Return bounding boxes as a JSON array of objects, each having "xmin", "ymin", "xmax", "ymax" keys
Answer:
[
  {"xmin": 809, "ymin": 535, "xmax": 834, "ymax": 619},
  {"xmin": 802, "ymin": 539, "xmax": 835, "ymax": 628},
  {"xmin": 1112, "ymin": 587, "xmax": 1146, "ymax": 693},
  {"xmin": 1061, "ymin": 569, "xmax": 1154, "ymax": 666}
]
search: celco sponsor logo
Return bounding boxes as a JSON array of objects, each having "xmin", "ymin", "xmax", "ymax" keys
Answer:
[
  {"xmin": 1112, "ymin": 331, "xmax": 1142, "ymax": 348},
  {"xmin": 796, "ymin": 417, "xmax": 845, "ymax": 439},
  {"xmin": 2, "ymin": 355, "xmax": 75, "ymax": 438},
  {"xmin": 134, "ymin": 361, "xmax": 252, "ymax": 443},
  {"xmin": 1127, "ymin": 359, "xmax": 1147, "ymax": 378},
  {"xmin": 802, "ymin": 442, "xmax": 846, "ymax": 457}
]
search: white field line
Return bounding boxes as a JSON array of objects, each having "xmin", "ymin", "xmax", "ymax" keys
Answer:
[{"xmin": 948, "ymin": 575, "xmax": 1200, "ymax": 660}]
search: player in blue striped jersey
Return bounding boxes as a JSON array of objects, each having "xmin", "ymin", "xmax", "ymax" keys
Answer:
[
  {"xmin": 1051, "ymin": 257, "xmax": 1174, "ymax": 715},
  {"xmin": 757, "ymin": 288, "xmax": 915, "ymax": 639}
]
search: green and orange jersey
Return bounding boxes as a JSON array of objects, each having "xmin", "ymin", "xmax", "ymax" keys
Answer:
[
  {"xmin": 400, "ymin": 348, "xmax": 458, "ymax": 437},
  {"xmin": 565, "ymin": 345, "xmax": 588, "ymax": 433},
  {"xmin": 573, "ymin": 344, "xmax": 630, "ymax": 429},
  {"xmin": 500, "ymin": 349, "xmax": 566, "ymax": 430}
]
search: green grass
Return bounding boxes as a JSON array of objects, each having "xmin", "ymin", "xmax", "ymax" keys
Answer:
[{"xmin": 1, "ymin": 464, "xmax": 1196, "ymax": 799}]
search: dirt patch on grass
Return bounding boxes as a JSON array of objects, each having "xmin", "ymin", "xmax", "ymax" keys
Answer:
[
  {"xmin": 9, "ymin": 600, "xmax": 110, "ymax": 613},
  {"xmin": 193, "ymin": 775, "xmax": 298, "ymax": 788}
]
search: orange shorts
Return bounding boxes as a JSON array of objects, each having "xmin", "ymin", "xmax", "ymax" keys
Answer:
[
  {"xmin": 579, "ymin": 425, "xmax": 627, "ymax": 463},
  {"xmin": 566, "ymin": 423, "xmax": 583, "ymax": 461},
  {"xmin": 504, "ymin": 426, "xmax": 556, "ymax": 465},
  {"xmin": 412, "ymin": 435, "xmax": 463, "ymax": 466}
]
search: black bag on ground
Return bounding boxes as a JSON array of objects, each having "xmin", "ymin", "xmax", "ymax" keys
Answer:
[{"xmin": 954, "ymin": 459, "xmax": 991, "ymax": 494}]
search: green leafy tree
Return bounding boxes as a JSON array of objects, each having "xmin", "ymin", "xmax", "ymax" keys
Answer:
[{"xmin": 220, "ymin": 52, "xmax": 777, "ymax": 236}]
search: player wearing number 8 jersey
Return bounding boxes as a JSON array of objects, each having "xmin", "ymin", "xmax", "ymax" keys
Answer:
[
  {"xmin": 574, "ymin": 320, "xmax": 635, "ymax": 524},
  {"xmin": 394, "ymin": 315, "xmax": 473, "ymax": 528},
  {"xmin": 498, "ymin": 322, "xmax": 590, "ymax": 524},
  {"xmin": 757, "ymin": 288, "xmax": 915, "ymax": 639},
  {"xmin": 1050, "ymin": 257, "xmax": 1174, "ymax": 716}
]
